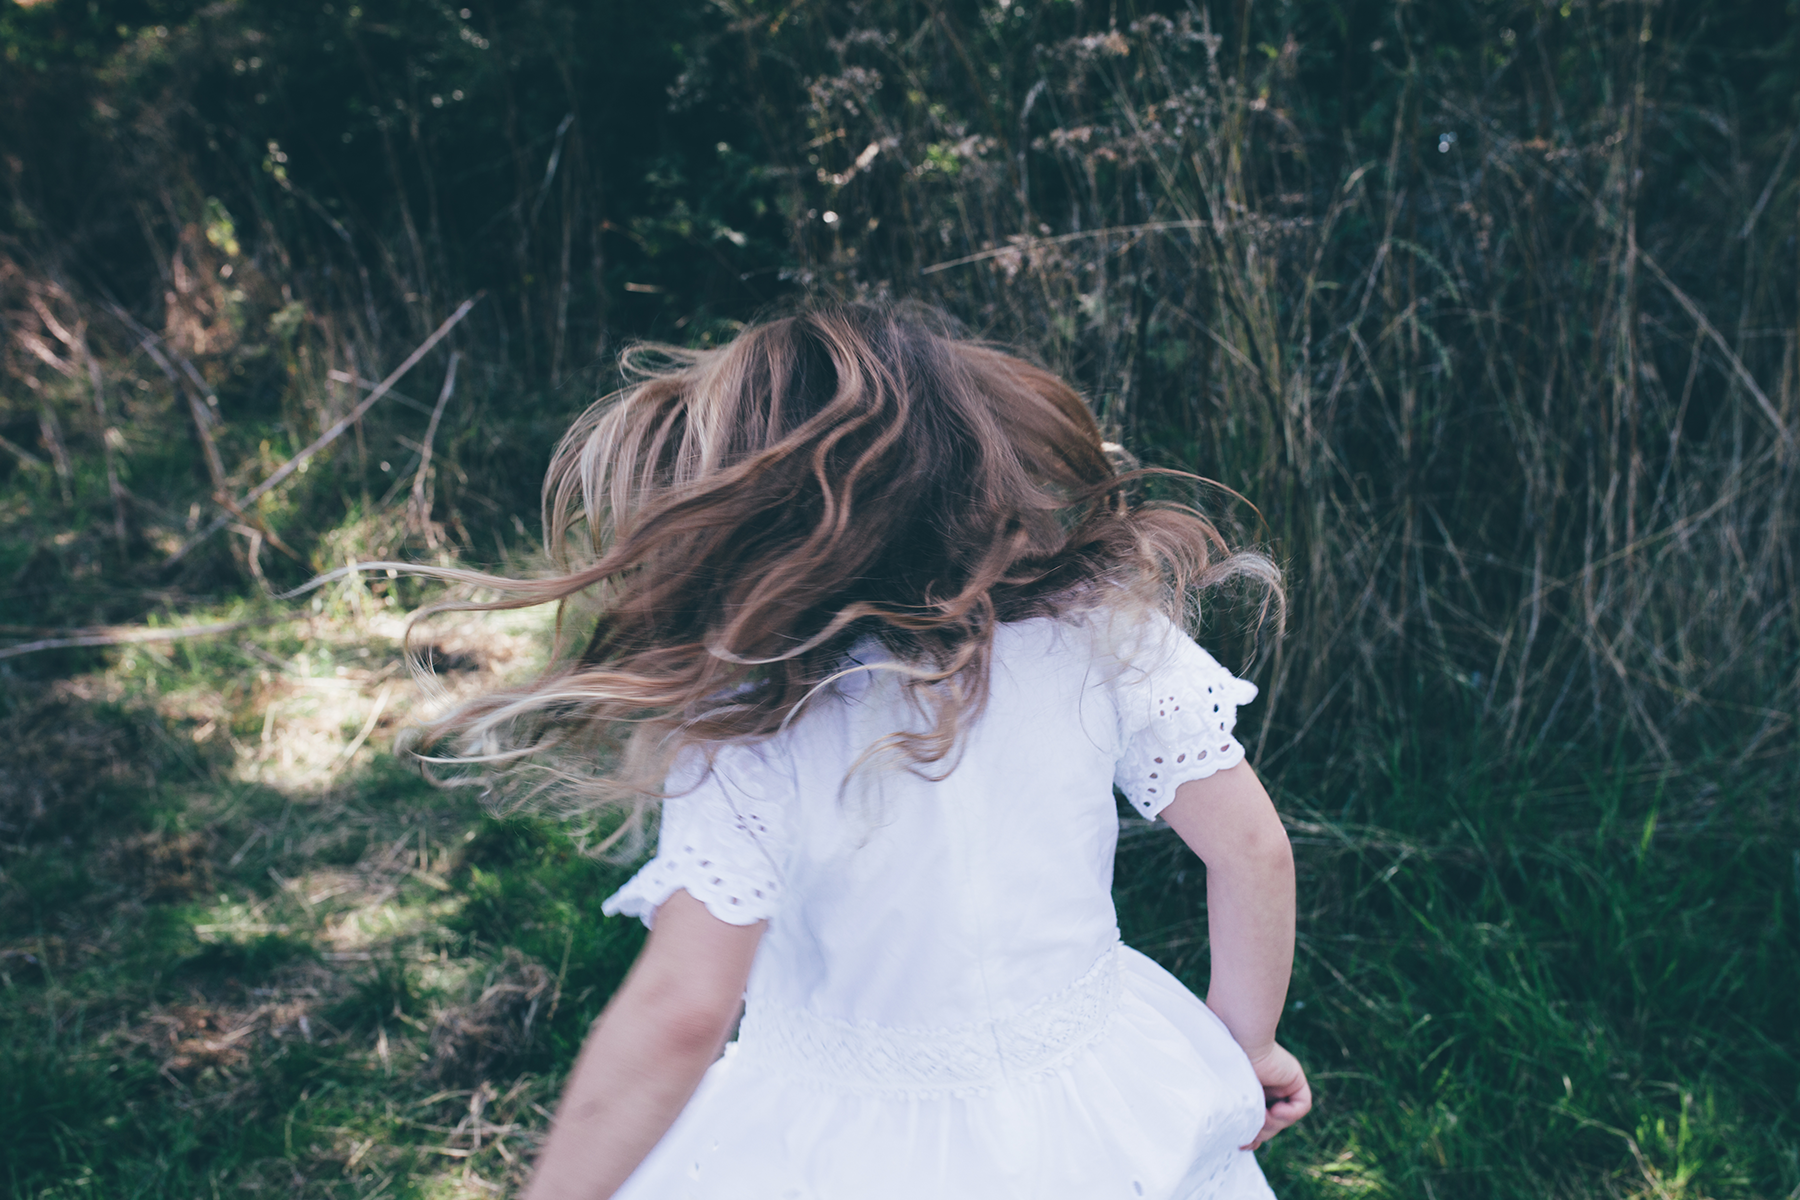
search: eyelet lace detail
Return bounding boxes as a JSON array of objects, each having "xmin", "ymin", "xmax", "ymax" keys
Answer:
[
  {"xmin": 1113, "ymin": 616, "xmax": 1258, "ymax": 821},
  {"xmin": 602, "ymin": 746, "xmax": 790, "ymax": 929},
  {"xmin": 734, "ymin": 945, "xmax": 1122, "ymax": 1098}
]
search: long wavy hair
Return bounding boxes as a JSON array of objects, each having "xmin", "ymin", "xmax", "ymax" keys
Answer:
[{"xmin": 397, "ymin": 303, "xmax": 1278, "ymax": 845}]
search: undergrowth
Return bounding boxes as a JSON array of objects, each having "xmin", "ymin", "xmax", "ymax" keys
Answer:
[
  {"xmin": 0, "ymin": 584, "xmax": 639, "ymax": 1198},
  {"xmin": 2, "ymin": 592, "xmax": 1793, "ymax": 1196},
  {"xmin": 1117, "ymin": 742, "xmax": 1800, "ymax": 1199},
  {"xmin": 2, "ymin": 1, "xmax": 1796, "ymax": 1195}
]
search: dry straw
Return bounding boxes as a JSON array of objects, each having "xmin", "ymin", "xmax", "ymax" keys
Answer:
[{"xmin": 764, "ymin": 4, "xmax": 1797, "ymax": 777}]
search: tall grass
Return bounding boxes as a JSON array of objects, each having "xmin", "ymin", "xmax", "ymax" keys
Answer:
[
  {"xmin": 2, "ymin": 2, "xmax": 1797, "ymax": 1197},
  {"xmin": 7, "ymin": 0, "xmax": 1793, "ymax": 774},
  {"xmin": 734, "ymin": 0, "xmax": 1799, "ymax": 777},
  {"xmin": 1115, "ymin": 744, "xmax": 1800, "ymax": 1197}
]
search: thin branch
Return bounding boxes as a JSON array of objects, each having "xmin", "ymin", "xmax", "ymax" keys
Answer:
[
  {"xmin": 1738, "ymin": 126, "xmax": 1800, "ymax": 240},
  {"xmin": 919, "ymin": 219, "xmax": 1213, "ymax": 274},
  {"xmin": 137, "ymin": 332, "xmax": 229, "ymax": 487},
  {"xmin": 1637, "ymin": 250, "xmax": 1795, "ymax": 452},
  {"xmin": 411, "ymin": 351, "xmax": 461, "ymax": 550},
  {"xmin": 106, "ymin": 300, "xmax": 233, "ymax": 506},
  {"xmin": 0, "ymin": 614, "xmax": 298, "ymax": 661},
  {"xmin": 215, "ymin": 491, "xmax": 307, "ymax": 565},
  {"xmin": 82, "ymin": 340, "xmax": 128, "ymax": 546},
  {"xmin": 162, "ymin": 294, "xmax": 483, "ymax": 568},
  {"xmin": 0, "ymin": 431, "xmax": 46, "ymax": 469},
  {"xmin": 331, "ymin": 685, "xmax": 394, "ymax": 770}
]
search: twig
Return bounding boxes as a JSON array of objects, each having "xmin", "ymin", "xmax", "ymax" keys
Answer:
[
  {"xmin": 117, "ymin": 321, "xmax": 299, "ymax": 571},
  {"xmin": 226, "ymin": 825, "xmax": 267, "ymax": 868},
  {"xmin": 411, "ymin": 351, "xmax": 461, "ymax": 549},
  {"xmin": 229, "ymin": 523, "xmax": 270, "ymax": 591},
  {"xmin": 0, "ymin": 432, "xmax": 46, "ymax": 468},
  {"xmin": 331, "ymin": 685, "xmax": 393, "ymax": 769},
  {"xmin": 215, "ymin": 491, "xmax": 306, "ymax": 565},
  {"xmin": 546, "ymin": 925, "xmax": 573, "ymax": 1024},
  {"xmin": 36, "ymin": 407, "xmax": 73, "ymax": 501},
  {"xmin": 80, "ymin": 342, "xmax": 128, "ymax": 546},
  {"xmin": 50, "ymin": 298, "xmax": 128, "ymax": 540},
  {"xmin": 161, "ymin": 295, "xmax": 484, "ymax": 568},
  {"xmin": 132, "ymin": 330, "xmax": 228, "ymax": 486},
  {"xmin": 1636, "ymin": 250, "xmax": 1794, "ymax": 452},
  {"xmin": 1738, "ymin": 126, "xmax": 1800, "ymax": 240},
  {"xmin": 216, "ymin": 295, "xmax": 479, "ymax": 527},
  {"xmin": 325, "ymin": 370, "xmax": 438, "ymax": 417},
  {"xmin": 0, "ymin": 614, "xmax": 297, "ymax": 661},
  {"xmin": 102, "ymin": 303, "xmax": 298, "ymax": 577},
  {"xmin": 118, "ymin": 333, "xmax": 304, "ymax": 571},
  {"xmin": 919, "ymin": 219, "xmax": 1212, "ymax": 274},
  {"xmin": 105, "ymin": 300, "xmax": 221, "ymax": 422}
]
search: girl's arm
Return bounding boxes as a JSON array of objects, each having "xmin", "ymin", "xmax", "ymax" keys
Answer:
[
  {"xmin": 524, "ymin": 890, "xmax": 763, "ymax": 1200},
  {"xmin": 1159, "ymin": 761, "xmax": 1312, "ymax": 1150}
]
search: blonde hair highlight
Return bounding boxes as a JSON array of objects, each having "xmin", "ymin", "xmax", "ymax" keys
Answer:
[{"xmin": 387, "ymin": 303, "xmax": 1280, "ymax": 849}]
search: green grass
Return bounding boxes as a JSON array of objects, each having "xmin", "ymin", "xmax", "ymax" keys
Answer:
[
  {"xmin": 0, "ymin": 592, "xmax": 645, "ymax": 1198},
  {"xmin": 1116, "ymin": 747, "xmax": 1800, "ymax": 1199},
  {"xmin": 0, "ymin": 765, "xmax": 645, "ymax": 1198},
  {"xmin": 4, "ymin": 606, "xmax": 1792, "ymax": 1198}
]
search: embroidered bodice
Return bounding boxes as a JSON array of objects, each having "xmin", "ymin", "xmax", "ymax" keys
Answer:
[
  {"xmin": 604, "ymin": 612, "xmax": 1258, "ymax": 1064},
  {"xmin": 601, "ymin": 610, "xmax": 1275, "ymax": 1200}
]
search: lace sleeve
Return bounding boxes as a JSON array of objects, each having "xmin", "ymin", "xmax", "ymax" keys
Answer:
[
  {"xmin": 1112, "ymin": 612, "xmax": 1260, "ymax": 821},
  {"xmin": 601, "ymin": 742, "xmax": 792, "ymax": 929}
]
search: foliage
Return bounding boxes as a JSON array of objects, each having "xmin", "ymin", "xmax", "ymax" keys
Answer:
[
  {"xmin": 1, "ymin": 0, "xmax": 1796, "ymax": 1196},
  {"xmin": 1117, "ymin": 745, "xmax": 1800, "ymax": 1197},
  {"xmin": 720, "ymin": 0, "xmax": 1800, "ymax": 774},
  {"xmin": 3, "ymin": 0, "xmax": 1795, "ymax": 770}
]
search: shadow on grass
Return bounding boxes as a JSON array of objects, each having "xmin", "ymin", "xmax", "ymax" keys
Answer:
[
  {"xmin": 0, "ymin": 672, "xmax": 643, "ymax": 1199},
  {"xmin": 5, "ymin": 664, "xmax": 1796, "ymax": 1198},
  {"xmin": 1116, "ymin": 739, "xmax": 1800, "ymax": 1199}
]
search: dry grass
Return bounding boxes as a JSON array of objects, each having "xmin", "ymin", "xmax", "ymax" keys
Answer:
[
  {"xmin": 0, "ymin": 580, "xmax": 636, "ymax": 1198},
  {"xmin": 768, "ymin": 3, "xmax": 1798, "ymax": 779},
  {"xmin": 1, "ymin": 2, "xmax": 1794, "ymax": 1196}
]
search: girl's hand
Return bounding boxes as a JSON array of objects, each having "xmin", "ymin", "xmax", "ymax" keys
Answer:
[{"xmin": 1241, "ymin": 1042, "xmax": 1312, "ymax": 1150}]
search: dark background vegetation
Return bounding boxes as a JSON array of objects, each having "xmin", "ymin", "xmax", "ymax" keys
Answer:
[{"xmin": 1, "ymin": 0, "xmax": 1795, "ymax": 1196}]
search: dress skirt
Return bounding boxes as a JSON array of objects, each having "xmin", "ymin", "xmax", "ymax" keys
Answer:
[{"xmin": 611, "ymin": 945, "xmax": 1276, "ymax": 1200}]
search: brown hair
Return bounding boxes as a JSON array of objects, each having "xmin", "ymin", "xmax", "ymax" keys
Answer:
[{"xmin": 398, "ymin": 303, "xmax": 1277, "ymax": 843}]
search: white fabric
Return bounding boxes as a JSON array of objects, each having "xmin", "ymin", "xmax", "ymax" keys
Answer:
[
  {"xmin": 601, "ymin": 612, "xmax": 1273, "ymax": 1200},
  {"xmin": 1111, "ymin": 615, "xmax": 1260, "ymax": 820}
]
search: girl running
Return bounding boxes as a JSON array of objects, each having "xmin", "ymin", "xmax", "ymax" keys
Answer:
[{"xmin": 418, "ymin": 303, "xmax": 1310, "ymax": 1199}]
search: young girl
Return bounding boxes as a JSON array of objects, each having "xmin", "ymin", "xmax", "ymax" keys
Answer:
[{"xmin": 420, "ymin": 304, "xmax": 1310, "ymax": 1199}]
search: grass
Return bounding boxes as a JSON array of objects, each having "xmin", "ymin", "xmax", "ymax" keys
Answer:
[
  {"xmin": 1, "ymin": 1, "xmax": 1795, "ymax": 1195},
  {"xmin": 0, "ymin": 583, "xmax": 646, "ymax": 1198},
  {"xmin": 3, "ymin": 587, "xmax": 1793, "ymax": 1197},
  {"xmin": 1117, "ymin": 745, "xmax": 1800, "ymax": 1198}
]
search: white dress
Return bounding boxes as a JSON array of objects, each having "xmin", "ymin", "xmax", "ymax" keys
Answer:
[{"xmin": 602, "ymin": 612, "xmax": 1276, "ymax": 1200}]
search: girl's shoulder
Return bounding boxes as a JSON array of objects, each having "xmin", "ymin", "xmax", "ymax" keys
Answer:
[
  {"xmin": 995, "ymin": 604, "xmax": 1205, "ymax": 678},
  {"xmin": 821, "ymin": 607, "xmax": 1247, "ymax": 716}
]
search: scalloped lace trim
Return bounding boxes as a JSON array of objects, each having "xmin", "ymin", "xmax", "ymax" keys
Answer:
[
  {"xmin": 1116, "ymin": 661, "xmax": 1257, "ymax": 821},
  {"xmin": 733, "ymin": 945, "xmax": 1122, "ymax": 1098},
  {"xmin": 601, "ymin": 782, "xmax": 786, "ymax": 928}
]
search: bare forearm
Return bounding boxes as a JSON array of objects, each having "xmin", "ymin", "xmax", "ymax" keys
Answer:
[
  {"xmin": 524, "ymin": 991, "xmax": 727, "ymax": 1200},
  {"xmin": 524, "ymin": 892, "xmax": 762, "ymax": 1200},
  {"xmin": 1157, "ymin": 765, "xmax": 1311, "ymax": 1146},
  {"xmin": 1202, "ymin": 844, "xmax": 1295, "ymax": 1059},
  {"xmin": 1159, "ymin": 763, "xmax": 1297, "ymax": 1059}
]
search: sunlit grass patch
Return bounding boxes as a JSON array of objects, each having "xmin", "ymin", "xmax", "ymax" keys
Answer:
[
  {"xmin": 5, "ymin": 576, "xmax": 1795, "ymax": 1197},
  {"xmin": 0, "ymin": 579, "xmax": 643, "ymax": 1198}
]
